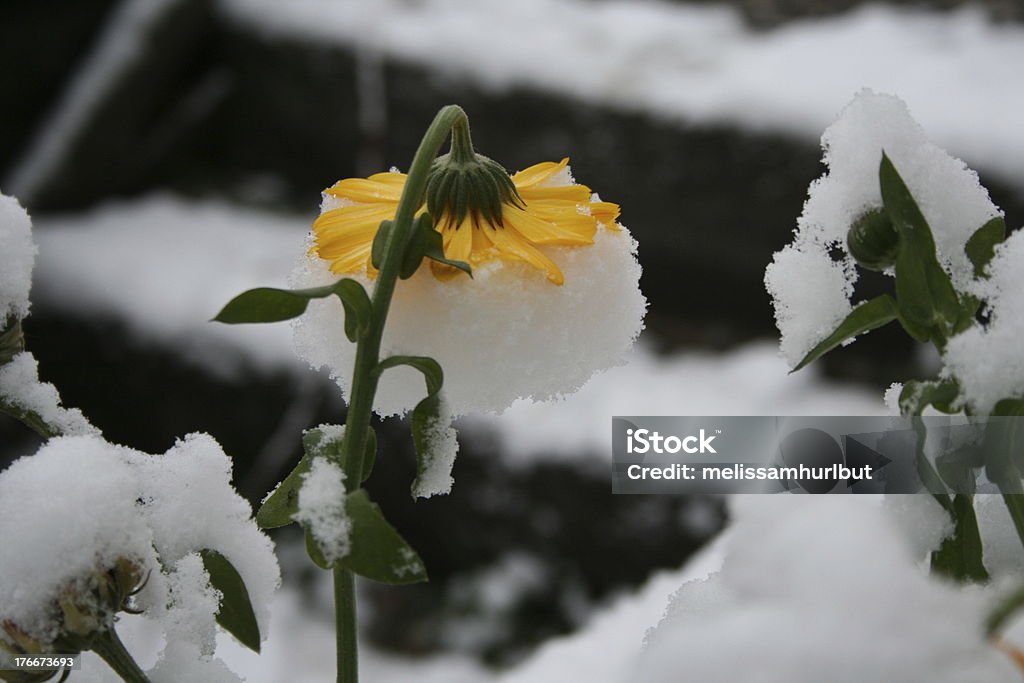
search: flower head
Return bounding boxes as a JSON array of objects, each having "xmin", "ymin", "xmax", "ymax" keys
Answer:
[{"xmin": 312, "ymin": 157, "xmax": 620, "ymax": 285}]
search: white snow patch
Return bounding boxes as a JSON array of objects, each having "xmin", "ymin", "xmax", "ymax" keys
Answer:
[
  {"xmin": 412, "ymin": 395, "xmax": 458, "ymax": 499},
  {"xmin": 295, "ymin": 457, "xmax": 350, "ymax": 564},
  {"xmin": 944, "ymin": 229, "xmax": 1024, "ymax": 414},
  {"xmin": 0, "ymin": 433, "xmax": 279, "ymax": 659},
  {"xmin": 639, "ymin": 496, "xmax": 1016, "ymax": 682},
  {"xmin": 0, "ymin": 192, "xmax": 36, "ymax": 321},
  {"xmin": 33, "ymin": 195, "xmax": 308, "ymax": 376},
  {"xmin": 0, "ymin": 352, "xmax": 96, "ymax": 436}
]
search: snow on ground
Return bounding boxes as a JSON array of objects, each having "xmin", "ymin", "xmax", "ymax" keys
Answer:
[{"xmin": 221, "ymin": 0, "xmax": 1024, "ymax": 186}]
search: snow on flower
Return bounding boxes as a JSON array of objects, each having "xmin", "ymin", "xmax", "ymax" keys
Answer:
[
  {"xmin": 766, "ymin": 90, "xmax": 1001, "ymax": 367},
  {"xmin": 944, "ymin": 230, "xmax": 1024, "ymax": 414},
  {"xmin": 293, "ymin": 159, "xmax": 646, "ymax": 416},
  {"xmin": 0, "ymin": 434, "xmax": 279, "ymax": 664}
]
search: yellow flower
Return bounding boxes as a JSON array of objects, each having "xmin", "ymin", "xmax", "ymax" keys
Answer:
[{"xmin": 312, "ymin": 158, "xmax": 620, "ymax": 286}]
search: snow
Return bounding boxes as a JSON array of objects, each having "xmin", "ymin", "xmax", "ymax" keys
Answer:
[
  {"xmin": 412, "ymin": 395, "xmax": 458, "ymax": 499},
  {"xmin": 0, "ymin": 433, "xmax": 279, "ymax": 670},
  {"xmin": 5, "ymin": 0, "xmax": 185, "ymax": 202},
  {"xmin": 218, "ymin": 0, "xmax": 1024, "ymax": 186},
  {"xmin": 638, "ymin": 496, "xmax": 1016, "ymax": 683},
  {"xmin": 295, "ymin": 457, "xmax": 350, "ymax": 563},
  {"xmin": 33, "ymin": 195, "xmax": 307, "ymax": 376},
  {"xmin": 293, "ymin": 165, "xmax": 645, "ymax": 417},
  {"xmin": 466, "ymin": 341, "xmax": 886, "ymax": 466},
  {"xmin": 764, "ymin": 243, "xmax": 855, "ymax": 367},
  {"xmin": 767, "ymin": 90, "xmax": 1002, "ymax": 368},
  {"xmin": 0, "ymin": 352, "xmax": 97, "ymax": 436},
  {"xmin": 0, "ymin": 192, "xmax": 35, "ymax": 321},
  {"xmin": 944, "ymin": 229, "xmax": 1024, "ymax": 414}
]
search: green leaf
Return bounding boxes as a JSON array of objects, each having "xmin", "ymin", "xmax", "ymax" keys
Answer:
[
  {"xmin": 256, "ymin": 452, "xmax": 312, "ymax": 529},
  {"xmin": 984, "ymin": 399, "xmax": 1024, "ymax": 491},
  {"xmin": 304, "ymin": 526, "xmax": 332, "ymax": 570},
  {"xmin": 935, "ymin": 442, "xmax": 982, "ymax": 495},
  {"xmin": 256, "ymin": 425, "xmax": 350, "ymax": 529},
  {"xmin": 213, "ymin": 279, "xmax": 372, "ymax": 342},
  {"xmin": 374, "ymin": 355, "xmax": 450, "ymax": 497},
  {"xmin": 200, "ymin": 550, "xmax": 261, "ymax": 653},
  {"xmin": 337, "ymin": 490, "xmax": 428, "ymax": 584},
  {"xmin": 371, "ymin": 220, "xmax": 395, "ymax": 270},
  {"xmin": 965, "ymin": 216, "xmax": 1006, "ymax": 277},
  {"xmin": 930, "ymin": 494, "xmax": 988, "ymax": 583},
  {"xmin": 899, "ymin": 379, "xmax": 960, "ymax": 416},
  {"xmin": 879, "ymin": 153, "xmax": 963, "ymax": 343},
  {"xmin": 792, "ymin": 295, "xmax": 898, "ymax": 372},
  {"xmin": 400, "ymin": 213, "xmax": 472, "ymax": 280}
]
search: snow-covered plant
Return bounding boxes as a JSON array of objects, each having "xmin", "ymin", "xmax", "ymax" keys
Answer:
[
  {"xmin": 766, "ymin": 90, "xmax": 1024, "ymax": 586},
  {"xmin": 215, "ymin": 105, "xmax": 645, "ymax": 682},
  {"xmin": 0, "ymin": 193, "xmax": 279, "ymax": 683}
]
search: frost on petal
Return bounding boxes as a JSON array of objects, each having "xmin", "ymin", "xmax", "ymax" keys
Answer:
[
  {"xmin": 412, "ymin": 395, "xmax": 459, "ymax": 499},
  {"xmin": 0, "ymin": 352, "xmax": 97, "ymax": 436},
  {"xmin": 798, "ymin": 90, "xmax": 1000, "ymax": 293},
  {"xmin": 639, "ymin": 497, "xmax": 1014, "ymax": 682},
  {"xmin": 764, "ymin": 243, "xmax": 854, "ymax": 368},
  {"xmin": 944, "ymin": 230, "xmax": 1024, "ymax": 414},
  {"xmin": 0, "ymin": 192, "xmax": 36, "ymax": 321},
  {"xmin": 293, "ymin": 223, "xmax": 646, "ymax": 416},
  {"xmin": 295, "ymin": 457, "xmax": 350, "ymax": 564}
]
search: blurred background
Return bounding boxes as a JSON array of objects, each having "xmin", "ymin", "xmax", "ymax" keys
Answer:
[{"xmin": 1, "ymin": 0, "xmax": 1022, "ymax": 679}]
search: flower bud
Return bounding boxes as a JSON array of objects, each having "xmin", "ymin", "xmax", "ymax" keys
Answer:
[{"xmin": 847, "ymin": 208, "xmax": 899, "ymax": 271}]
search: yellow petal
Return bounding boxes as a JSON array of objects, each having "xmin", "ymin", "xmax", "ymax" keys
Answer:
[
  {"xmin": 325, "ymin": 177, "xmax": 404, "ymax": 203},
  {"xmin": 590, "ymin": 200, "xmax": 621, "ymax": 230},
  {"xmin": 312, "ymin": 204, "xmax": 394, "ymax": 274},
  {"xmin": 511, "ymin": 158, "xmax": 570, "ymax": 189},
  {"xmin": 503, "ymin": 203, "xmax": 595, "ymax": 245},
  {"xmin": 517, "ymin": 184, "xmax": 591, "ymax": 203},
  {"xmin": 444, "ymin": 218, "xmax": 474, "ymax": 263},
  {"xmin": 483, "ymin": 223, "xmax": 565, "ymax": 285}
]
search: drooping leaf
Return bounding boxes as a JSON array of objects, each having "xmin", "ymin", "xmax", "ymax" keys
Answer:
[
  {"xmin": 256, "ymin": 425, "xmax": 348, "ymax": 529},
  {"xmin": 400, "ymin": 213, "xmax": 472, "ymax": 280},
  {"xmin": 213, "ymin": 279, "xmax": 372, "ymax": 342},
  {"xmin": 965, "ymin": 216, "xmax": 1006, "ymax": 278},
  {"xmin": 336, "ymin": 489, "xmax": 428, "ymax": 584},
  {"xmin": 792, "ymin": 295, "xmax": 898, "ymax": 372},
  {"xmin": 200, "ymin": 550, "xmax": 261, "ymax": 653},
  {"xmin": 374, "ymin": 355, "xmax": 448, "ymax": 496},
  {"xmin": 879, "ymin": 153, "xmax": 963, "ymax": 344}
]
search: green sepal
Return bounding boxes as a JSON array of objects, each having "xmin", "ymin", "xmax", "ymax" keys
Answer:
[
  {"xmin": 930, "ymin": 493, "xmax": 988, "ymax": 583},
  {"xmin": 879, "ymin": 153, "xmax": 963, "ymax": 344},
  {"xmin": 899, "ymin": 379, "xmax": 960, "ymax": 416},
  {"xmin": 400, "ymin": 213, "xmax": 472, "ymax": 280},
  {"xmin": 334, "ymin": 489, "xmax": 428, "ymax": 584},
  {"xmin": 374, "ymin": 355, "xmax": 450, "ymax": 497},
  {"xmin": 791, "ymin": 295, "xmax": 898, "ymax": 372},
  {"xmin": 213, "ymin": 279, "xmax": 372, "ymax": 342},
  {"xmin": 200, "ymin": 549, "xmax": 261, "ymax": 653},
  {"xmin": 371, "ymin": 220, "xmax": 394, "ymax": 270},
  {"xmin": 965, "ymin": 216, "xmax": 1006, "ymax": 278}
]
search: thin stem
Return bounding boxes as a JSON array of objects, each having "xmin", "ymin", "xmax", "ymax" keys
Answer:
[
  {"xmin": 331, "ymin": 104, "xmax": 469, "ymax": 683},
  {"xmin": 91, "ymin": 626, "xmax": 151, "ymax": 683},
  {"xmin": 1000, "ymin": 492, "xmax": 1024, "ymax": 552}
]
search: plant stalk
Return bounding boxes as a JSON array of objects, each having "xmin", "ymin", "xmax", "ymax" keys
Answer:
[
  {"xmin": 91, "ymin": 627, "xmax": 151, "ymax": 683},
  {"xmin": 331, "ymin": 104, "xmax": 470, "ymax": 683}
]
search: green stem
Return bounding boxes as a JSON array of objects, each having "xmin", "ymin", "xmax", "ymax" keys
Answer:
[
  {"xmin": 1000, "ymin": 491, "xmax": 1024, "ymax": 552},
  {"xmin": 91, "ymin": 627, "xmax": 150, "ymax": 683},
  {"xmin": 0, "ymin": 398, "xmax": 61, "ymax": 439},
  {"xmin": 331, "ymin": 104, "xmax": 469, "ymax": 683}
]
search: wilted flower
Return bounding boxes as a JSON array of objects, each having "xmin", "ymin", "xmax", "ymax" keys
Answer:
[{"xmin": 313, "ymin": 157, "xmax": 620, "ymax": 285}]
